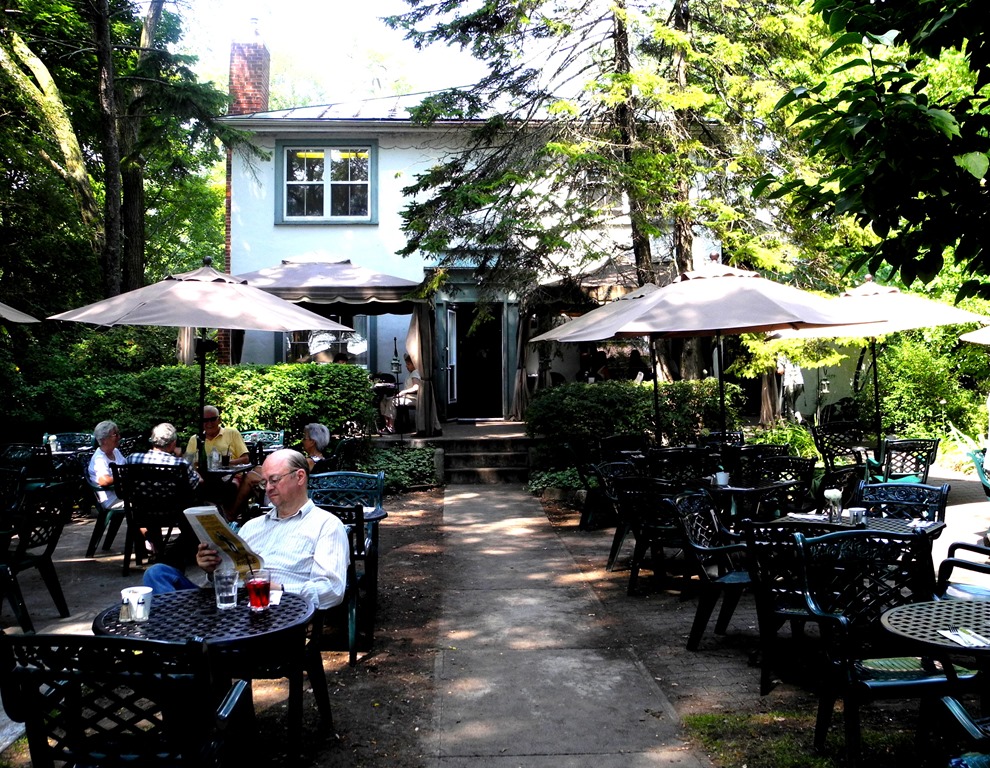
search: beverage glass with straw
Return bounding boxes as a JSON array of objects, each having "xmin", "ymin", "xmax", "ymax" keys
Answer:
[{"xmin": 246, "ymin": 567, "xmax": 271, "ymax": 612}]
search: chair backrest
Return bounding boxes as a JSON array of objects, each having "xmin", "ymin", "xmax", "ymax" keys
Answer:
[
  {"xmin": 969, "ymin": 450, "xmax": 990, "ymax": 501},
  {"xmin": 811, "ymin": 421, "xmax": 866, "ymax": 471},
  {"xmin": 721, "ymin": 444, "xmax": 790, "ymax": 484},
  {"xmin": 3, "ymin": 481, "xmax": 75, "ymax": 559},
  {"xmin": 611, "ymin": 475, "xmax": 680, "ymax": 531},
  {"xmin": 599, "ymin": 433, "xmax": 651, "ymax": 462},
  {"xmin": 743, "ymin": 518, "xmax": 847, "ymax": 619},
  {"xmin": 854, "ymin": 480, "xmax": 950, "ymax": 522},
  {"xmin": 0, "ymin": 634, "xmax": 227, "ymax": 768},
  {"xmin": 815, "ymin": 463, "xmax": 863, "ymax": 511},
  {"xmin": 111, "ymin": 462, "xmax": 194, "ymax": 525},
  {"xmin": 645, "ymin": 447, "xmax": 717, "ymax": 485},
  {"xmin": 752, "ymin": 455, "xmax": 816, "ymax": 516},
  {"xmin": 241, "ymin": 430, "xmax": 285, "ymax": 450},
  {"xmin": 116, "ymin": 433, "xmax": 144, "ymax": 457},
  {"xmin": 49, "ymin": 432, "xmax": 96, "ymax": 452},
  {"xmin": 881, "ymin": 437, "xmax": 939, "ymax": 483},
  {"xmin": 589, "ymin": 461, "xmax": 639, "ymax": 501},
  {"xmin": 696, "ymin": 430, "xmax": 744, "ymax": 449},
  {"xmin": 372, "ymin": 372, "xmax": 396, "ymax": 384},
  {"xmin": 322, "ymin": 503, "xmax": 367, "ymax": 557},
  {"xmin": 0, "ymin": 442, "xmax": 53, "ymax": 481},
  {"xmin": 793, "ymin": 529, "xmax": 936, "ymax": 644},
  {"xmin": 308, "ymin": 470, "xmax": 385, "ymax": 512},
  {"xmin": 674, "ymin": 490, "xmax": 745, "ymax": 577},
  {"xmin": 0, "ymin": 466, "xmax": 27, "ymax": 519},
  {"xmin": 322, "ymin": 436, "xmax": 361, "ymax": 472}
]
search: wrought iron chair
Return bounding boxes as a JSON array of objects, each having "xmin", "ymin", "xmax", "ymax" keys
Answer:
[
  {"xmin": 873, "ymin": 437, "xmax": 940, "ymax": 483},
  {"xmin": 319, "ymin": 503, "xmax": 365, "ymax": 666},
  {"xmin": 599, "ymin": 433, "xmax": 651, "ymax": 462},
  {"xmin": 968, "ymin": 450, "xmax": 990, "ymax": 501},
  {"xmin": 242, "ymin": 429, "xmax": 285, "ymax": 454},
  {"xmin": 811, "ymin": 421, "xmax": 869, "ymax": 472},
  {"xmin": 720, "ymin": 443, "xmax": 790, "ymax": 486},
  {"xmin": 854, "ymin": 480, "xmax": 950, "ymax": 522},
  {"xmin": 589, "ymin": 461, "xmax": 639, "ymax": 561},
  {"xmin": 695, "ymin": 430, "xmax": 744, "ymax": 449},
  {"xmin": 644, "ymin": 447, "xmax": 718, "ymax": 486},
  {"xmin": 610, "ymin": 475, "xmax": 682, "ymax": 594},
  {"xmin": 936, "ymin": 542, "xmax": 990, "ymax": 600},
  {"xmin": 750, "ymin": 455, "xmax": 817, "ymax": 518},
  {"xmin": 742, "ymin": 518, "xmax": 847, "ymax": 695},
  {"xmin": 0, "ymin": 633, "xmax": 249, "ymax": 768},
  {"xmin": 0, "ymin": 442, "xmax": 54, "ymax": 487},
  {"xmin": 815, "ymin": 463, "xmax": 863, "ymax": 512},
  {"xmin": 0, "ymin": 480, "xmax": 75, "ymax": 633},
  {"xmin": 793, "ymin": 528, "xmax": 980, "ymax": 762},
  {"xmin": 0, "ymin": 466, "xmax": 27, "ymax": 520},
  {"xmin": 674, "ymin": 490, "xmax": 749, "ymax": 650},
  {"xmin": 49, "ymin": 431, "xmax": 95, "ymax": 452},
  {"xmin": 308, "ymin": 470, "xmax": 386, "ymax": 661},
  {"xmin": 111, "ymin": 462, "xmax": 197, "ymax": 575}
]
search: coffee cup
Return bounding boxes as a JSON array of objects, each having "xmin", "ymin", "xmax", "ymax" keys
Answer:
[{"xmin": 715, "ymin": 471, "xmax": 730, "ymax": 486}]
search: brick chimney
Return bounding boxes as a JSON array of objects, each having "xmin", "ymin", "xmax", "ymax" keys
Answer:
[
  {"xmin": 228, "ymin": 19, "xmax": 270, "ymax": 115},
  {"xmin": 222, "ymin": 21, "xmax": 270, "ymax": 364}
]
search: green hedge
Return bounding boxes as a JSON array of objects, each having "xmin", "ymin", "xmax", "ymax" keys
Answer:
[
  {"xmin": 21, "ymin": 363, "xmax": 377, "ymax": 446},
  {"xmin": 525, "ymin": 378, "xmax": 738, "ymax": 466}
]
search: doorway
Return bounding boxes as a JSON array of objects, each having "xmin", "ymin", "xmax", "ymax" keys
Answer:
[{"xmin": 448, "ymin": 303, "xmax": 503, "ymax": 419}]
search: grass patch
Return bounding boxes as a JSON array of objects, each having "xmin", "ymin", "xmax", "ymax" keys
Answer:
[{"xmin": 683, "ymin": 709, "xmax": 931, "ymax": 768}]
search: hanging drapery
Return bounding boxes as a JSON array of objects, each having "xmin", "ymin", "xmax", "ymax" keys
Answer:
[
  {"xmin": 508, "ymin": 312, "xmax": 531, "ymax": 420},
  {"xmin": 759, "ymin": 369, "xmax": 780, "ymax": 425},
  {"xmin": 405, "ymin": 304, "xmax": 443, "ymax": 436}
]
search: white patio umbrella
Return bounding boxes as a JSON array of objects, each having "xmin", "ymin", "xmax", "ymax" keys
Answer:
[
  {"xmin": 775, "ymin": 278, "xmax": 989, "ymax": 445},
  {"xmin": 532, "ymin": 266, "xmax": 882, "ymax": 433},
  {"xmin": 0, "ymin": 301, "xmax": 40, "ymax": 324},
  {"xmin": 49, "ymin": 260, "xmax": 351, "ymax": 462}
]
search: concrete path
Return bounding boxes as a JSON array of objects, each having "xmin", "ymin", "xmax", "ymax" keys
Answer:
[{"xmin": 428, "ymin": 484, "xmax": 705, "ymax": 766}]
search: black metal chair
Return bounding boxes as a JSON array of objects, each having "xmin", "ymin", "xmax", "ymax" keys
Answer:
[
  {"xmin": 111, "ymin": 462, "xmax": 196, "ymax": 575},
  {"xmin": 720, "ymin": 443, "xmax": 790, "ymax": 486},
  {"xmin": 0, "ymin": 442, "xmax": 54, "ymax": 487},
  {"xmin": 873, "ymin": 437, "xmax": 940, "ymax": 483},
  {"xmin": 589, "ymin": 461, "xmax": 639, "ymax": 562},
  {"xmin": 644, "ymin": 447, "xmax": 717, "ymax": 486},
  {"xmin": 49, "ymin": 431, "xmax": 95, "ymax": 452},
  {"xmin": 308, "ymin": 470, "xmax": 386, "ymax": 662},
  {"xmin": 320, "ymin": 503, "xmax": 365, "ymax": 666},
  {"xmin": 599, "ymin": 433, "xmax": 651, "ymax": 462},
  {"xmin": 750, "ymin": 455, "xmax": 817, "ymax": 518},
  {"xmin": 854, "ymin": 480, "xmax": 950, "ymax": 522},
  {"xmin": 0, "ymin": 466, "xmax": 27, "ymax": 520},
  {"xmin": 793, "ymin": 528, "xmax": 980, "ymax": 763},
  {"xmin": 0, "ymin": 481, "xmax": 75, "ymax": 633},
  {"xmin": 610, "ymin": 475, "xmax": 682, "ymax": 594},
  {"xmin": 811, "ymin": 421, "xmax": 869, "ymax": 472},
  {"xmin": 815, "ymin": 463, "xmax": 863, "ymax": 512},
  {"xmin": 674, "ymin": 490, "xmax": 749, "ymax": 650},
  {"xmin": 742, "ymin": 518, "xmax": 847, "ymax": 695},
  {"xmin": 242, "ymin": 429, "xmax": 285, "ymax": 454},
  {"xmin": 0, "ymin": 633, "xmax": 249, "ymax": 768},
  {"xmin": 695, "ymin": 430, "xmax": 744, "ymax": 449},
  {"xmin": 936, "ymin": 542, "xmax": 990, "ymax": 600}
]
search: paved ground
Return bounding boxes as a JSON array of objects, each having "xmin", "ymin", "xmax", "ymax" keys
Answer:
[{"xmin": 1, "ymin": 450, "xmax": 988, "ymax": 765}]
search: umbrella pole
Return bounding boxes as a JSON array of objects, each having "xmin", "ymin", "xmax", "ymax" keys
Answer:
[
  {"xmin": 194, "ymin": 331, "xmax": 214, "ymax": 471},
  {"xmin": 717, "ymin": 332, "xmax": 727, "ymax": 434},
  {"xmin": 871, "ymin": 337, "xmax": 882, "ymax": 450},
  {"xmin": 649, "ymin": 337, "xmax": 661, "ymax": 439}
]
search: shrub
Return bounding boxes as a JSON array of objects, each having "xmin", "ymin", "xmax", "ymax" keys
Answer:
[
  {"xmin": 746, "ymin": 421, "xmax": 818, "ymax": 459},
  {"xmin": 526, "ymin": 467, "xmax": 587, "ymax": 495},
  {"xmin": 358, "ymin": 446, "xmax": 438, "ymax": 494}
]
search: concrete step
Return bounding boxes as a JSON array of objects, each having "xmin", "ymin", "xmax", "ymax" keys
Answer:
[
  {"xmin": 445, "ymin": 451, "xmax": 529, "ymax": 470},
  {"xmin": 440, "ymin": 438, "xmax": 529, "ymax": 454},
  {"xmin": 444, "ymin": 466, "xmax": 530, "ymax": 484}
]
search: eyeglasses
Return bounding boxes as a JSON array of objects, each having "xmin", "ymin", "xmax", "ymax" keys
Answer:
[
  {"xmin": 203, "ymin": 416, "xmax": 219, "ymax": 423},
  {"xmin": 262, "ymin": 471, "xmax": 298, "ymax": 489}
]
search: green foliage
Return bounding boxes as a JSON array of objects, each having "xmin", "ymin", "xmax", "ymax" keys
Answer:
[
  {"xmin": 526, "ymin": 467, "xmax": 586, "ymax": 495},
  {"xmin": 358, "ymin": 446, "xmax": 438, "ymax": 494},
  {"xmin": 746, "ymin": 421, "xmax": 819, "ymax": 458},
  {"xmin": 13, "ymin": 363, "xmax": 376, "ymax": 444},
  {"xmin": 869, "ymin": 334, "xmax": 985, "ymax": 438},
  {"xmin": 525, "ymin": 379, "xmax": 737, "ymax": 466}
]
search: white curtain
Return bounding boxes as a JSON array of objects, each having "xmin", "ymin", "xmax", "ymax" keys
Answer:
[{"xmin": 405, "ymin": 305, "xmax": 443, "ymax": 435}]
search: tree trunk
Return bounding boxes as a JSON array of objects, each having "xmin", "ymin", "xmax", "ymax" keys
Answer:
[
  {"xmin": 120, "ymin": 0, "xmax": 164, "ymax": 292},
  {"xmin": 0, "ymin": 32, "xmax": 104, "ymax": 258},
  {"xmin": 84, "ymin": 0, "xmax": 123, "ymax": 297}
]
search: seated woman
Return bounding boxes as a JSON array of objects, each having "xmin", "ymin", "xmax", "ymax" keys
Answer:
[
  {"xmin": 301, "ymin": 423, "xmax": 330, "ymax": 470},
  {"xmin": 381, "ymin": 353, "xmax": 420, "ymax": 432}
]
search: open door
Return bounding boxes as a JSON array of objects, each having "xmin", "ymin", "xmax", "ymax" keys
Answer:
[{"xmin": 447, "ymin": 303, "xmax": 503, "ymax": 419}]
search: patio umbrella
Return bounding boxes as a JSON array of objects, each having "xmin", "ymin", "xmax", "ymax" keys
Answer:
[
  {"xmin": 532, "ymin": 266, "xmax": 880, "ymax": 433},
  {"xmin": 49, "ymin": 260, "xmax": 351, "ymax": 463},
  {"xmin": 774, "ymin": 279, "xmax": 989, "ymax": 446},
  {"xmin": 0, "ymin": 301, "xmax": 40, "ymax": 324}
]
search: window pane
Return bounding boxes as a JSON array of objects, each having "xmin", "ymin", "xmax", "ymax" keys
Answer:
[
  {"xmin": 305, "ymin": 185, "xmax": 324, "ymax": 216},
  {"xmin": 287, "ymin": 150, "xmax": 324, "ymax": 182},
  {"xmin": 330, "ymin": 184, "xmax": 369, "ymax": 217},
  {"xmin": 286, "ymin": 184, "xmax": 324, "ymax": 217}
]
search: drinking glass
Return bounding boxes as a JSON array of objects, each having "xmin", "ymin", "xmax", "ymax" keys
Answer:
[
  {"xmin": 246, "ymin": 568, "xmax": 271, "ymax": 612},
  {"xmin": 214, "ymin": 569, "xmax": 238, "ymax": 610}
]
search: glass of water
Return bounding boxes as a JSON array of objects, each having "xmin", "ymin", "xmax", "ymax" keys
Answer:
[{"xmin": 213, "ymin": 569, "xmax": 238, "ymax": 610}]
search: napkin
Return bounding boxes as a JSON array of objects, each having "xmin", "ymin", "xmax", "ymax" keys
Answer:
[{"xmin": 937, "ymin": 628, "xmax": 990, "ymax": 647}]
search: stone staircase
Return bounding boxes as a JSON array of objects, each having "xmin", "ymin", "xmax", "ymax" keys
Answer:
[{"xmin": 441, "ymin": 436, "xmax": 530, "ymax": 484}]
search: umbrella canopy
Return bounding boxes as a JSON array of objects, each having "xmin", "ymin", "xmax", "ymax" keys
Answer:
[
  {"xmin": 960, "ymin": 326, "xmax": 990, "ymax": 345},
  {"xmin": 774, "ymin": 280, "xmax": 989, "ymax": 445},
  {"xmin": 49, "ymin": 263, "xmax": 351, "ymax": 460},
  {"xmin": 235, "ymin": 259, "xmax": 423, "ymax": 315},
  {"xmin": 530, "ymin": 284, "xmax": 659, "ymax": 343},
  {"xmin": 0, "ymin": 301, "xmax": 40, "ymax": 324},
  {"xmin": 532, "ymin": 266, "xmax": 879, "ymax": 432}
]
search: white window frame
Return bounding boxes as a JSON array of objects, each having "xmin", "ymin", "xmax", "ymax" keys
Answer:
[{"xmin": 275, "ymin": 140, "xmax": 378, "ymax": 224}]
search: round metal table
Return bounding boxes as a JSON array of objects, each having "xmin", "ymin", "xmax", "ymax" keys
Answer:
[
  {"xmin": 882, "ymin": 600, "xmax": 990, "ymax": 654},
  {"xmin": 93, "ymin": 588, "xmax": 318, "ymax": 750}
]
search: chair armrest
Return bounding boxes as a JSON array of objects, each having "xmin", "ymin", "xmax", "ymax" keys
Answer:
[
  {"xmin": 937, "ymin": 558, "xmax": 990, "ymax": 594},
  {"xmin": 947, "ymin": 541, "xmax": 990, "ymax": 560},
  {"xmin": 692, "ymin": 541, "xmax": 747, "ymax": 558},
  {"xmin": 216, "ymin": 678, "xmax": 251, "ymax": 726},
  {"xmin": 940, "ymin": 695, "xmax": 990, "ymax": 751}
]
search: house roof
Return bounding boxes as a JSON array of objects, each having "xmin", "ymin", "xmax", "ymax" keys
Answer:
[{"xmin": 234, "ymin": 258, "xmax": 424, "ymax": 315}]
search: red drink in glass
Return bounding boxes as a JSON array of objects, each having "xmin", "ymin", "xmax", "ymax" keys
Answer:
[{"xmin": 246, "ymin": 569, "xmax": 271, "ymax": 612}]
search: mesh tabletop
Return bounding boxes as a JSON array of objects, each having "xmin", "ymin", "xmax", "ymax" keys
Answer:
[
  {"xmin": 882, "ymin": 601, "xmax": 990, "ymax": 653},
  {"xmin": 93, "ymin": 587, "xmax": 313, "ymax": 645},
  {"xmin": 783, "ymin": 514, "xmax": 945, "ymax": 537}
]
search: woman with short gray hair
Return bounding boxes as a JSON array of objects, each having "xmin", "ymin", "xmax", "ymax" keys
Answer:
[{"xmin": 302, "ymin": 423, "xmax": 330, "ymax": 470}]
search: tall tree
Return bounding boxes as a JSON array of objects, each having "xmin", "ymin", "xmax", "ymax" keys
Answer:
[{"xmin": 761, "ymin": 0, "xmax": 990, "ymax": 296}]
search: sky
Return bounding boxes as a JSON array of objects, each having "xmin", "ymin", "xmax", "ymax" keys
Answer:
[{"xmin": 170, "ymin": 0, "xmax": 486, "ymax": 105}]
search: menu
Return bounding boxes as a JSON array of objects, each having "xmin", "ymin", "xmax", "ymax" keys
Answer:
[{"xmin": 183, "ymin": 506, "xmax": 264, "ymax": 578}]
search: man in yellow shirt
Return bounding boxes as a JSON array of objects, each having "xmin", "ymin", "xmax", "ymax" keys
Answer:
[{"xmin": 184, "ymin": 405, "xmax": 250, "ymax": 466}]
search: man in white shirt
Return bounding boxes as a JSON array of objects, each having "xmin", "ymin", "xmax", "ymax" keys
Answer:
[{"xmin": 143, "ymin": 449, "xmax": 349, "ymax": 610}]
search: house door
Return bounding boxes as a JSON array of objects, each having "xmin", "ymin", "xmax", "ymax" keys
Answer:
[{"xmin": 449, "ymin": 303, "xmax": 503, "ymax": 419}]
